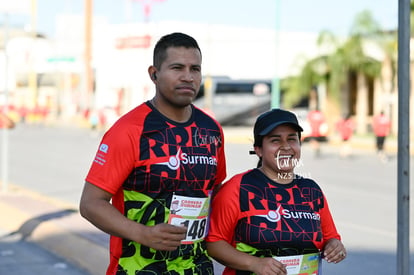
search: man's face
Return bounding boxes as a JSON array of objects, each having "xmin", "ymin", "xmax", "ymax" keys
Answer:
[{"xmin": 156, "ymin": 46, "xmax": 202, "ymax": 108}]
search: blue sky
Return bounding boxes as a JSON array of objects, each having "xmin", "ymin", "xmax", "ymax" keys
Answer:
[{"xmin": 4, "ymin": 0, "xmax": 398, "ymax": 38}]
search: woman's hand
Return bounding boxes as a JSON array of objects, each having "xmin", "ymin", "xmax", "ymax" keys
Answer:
[
  {"xmin": 207, "ymin": 240, "xmax": 287, "ymax": 275},
  {"xmin": 323, "ymin": 238, "xmax": 346, "ymax": 263},
  {"xmin": 250, "ymin": 257, "xmax": 287, "ymax": 275}
]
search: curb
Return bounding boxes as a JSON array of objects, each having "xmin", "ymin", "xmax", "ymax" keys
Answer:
[
  {"xmin": 0, "ymin": 185, "xmax": 108, "ymax": 275},
  {"xmin": 31, "ymin": 220, "xmax": 108, "ymax": 275}
]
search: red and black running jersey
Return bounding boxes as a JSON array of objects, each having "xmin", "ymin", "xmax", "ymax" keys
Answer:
[
  {"xmin": 85, "ymin": 101, "xmax": 227, "ymax": 275},
  {"xmin": 206, "ymin": 169, "xmax": 340, "ymax": 275}
]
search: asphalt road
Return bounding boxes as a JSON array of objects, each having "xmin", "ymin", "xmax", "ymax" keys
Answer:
[
  {"xmin": 1, "ymin": 123, "xmax": 413, "ymax": 274},
  {"xmin": 0, "ymin": 227, "xmax": 90, "ymax": 275}
]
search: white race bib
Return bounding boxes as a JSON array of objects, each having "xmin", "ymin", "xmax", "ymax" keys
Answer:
[
  {"xmin": 273, "ymin": 252, "xmax": 321, "ymax": 275},
  {"xmin": 168, "ymin": 194, "xmax": 210, "ymax": 244}
]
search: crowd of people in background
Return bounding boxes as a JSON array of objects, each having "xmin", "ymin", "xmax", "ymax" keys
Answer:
[
  {"xmin": 0, "ymin": 105, "xmax": 49, "ymax": 125},
  {"xmin": 0, "ymin": 104, "xmax": 116, "ymax": 131},
  {"xmin": 299, "ymin": 108, "xmax": 393, "ymax": 161},
  {"xmin": 0, "ymin": 106, "xmax": 396, "ymax": 154},
  {"xmin": 0, "ymin": 102, "xmax": 396, "ymax": 162}
]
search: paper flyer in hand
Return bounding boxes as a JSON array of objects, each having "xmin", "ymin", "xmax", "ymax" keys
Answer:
[
  {"xmin": 273, "ymin": 252, "xmax": 321, "ymax": 275},
  {"xmin": 168, "ymin": 194, "xmax": 210, "ymax": 244}
]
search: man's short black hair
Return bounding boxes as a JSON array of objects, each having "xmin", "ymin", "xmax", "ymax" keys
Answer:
[{"xmin": 153, "ymin": 32, "xmax": 202, "ymax": 69}]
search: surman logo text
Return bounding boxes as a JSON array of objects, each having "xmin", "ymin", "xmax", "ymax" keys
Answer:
[
  {"xmin": 158, "ymin": 147, "xmax": 218, "ymax": 170},
  {"xmin": 260, "ymin": 205, "xmax": 320, "ymax": 223}
]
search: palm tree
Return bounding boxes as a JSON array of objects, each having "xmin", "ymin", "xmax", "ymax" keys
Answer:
[
  {"xmin": 282, "ymin": 10, "xmax": 383, "ymax": 134},
  {"xmin": 342, "ymin": 10, "xmax": 382, "ymax": 133},
  {"xmin": 411, "ymin": 1, "xmax": 414, "ymax": 35},
  {"xmin": 280, "ymin": 30, "xmax": 339, "ymax": 109}
]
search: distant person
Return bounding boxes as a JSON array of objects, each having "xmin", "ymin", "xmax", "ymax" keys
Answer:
[
  {"xmin": 0, "ymin": 112, "xmax": 15, "ymax": 129},
  {"xmin": 372, "ymin": 111, "xmax": 391, "ymax": 161},
  {"xmin": 79, "ymin": 32, "xmax": 227, "ymax": 274},
  {"xmin": 336, "ymin": 114, "xmax": 355, "ymax": 158},
  {"xmin": 18, "ymin": 106, "xmax": 28, "ymax": 123},
  {"xmin": 206, "ymin": 108, "xmax": 346, "ymax": 275},
  {"xmin": 88, "ymin": 109, "xmax": 99, "ymax": 130},
  {"xmin": 306, "ymin": 109, "xmax": 327, "ymax": 157}
]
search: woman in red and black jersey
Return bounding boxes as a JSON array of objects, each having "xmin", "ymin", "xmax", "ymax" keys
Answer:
[{"xmin": 206, "ymin": 109, "xmax": 345, "ymax": 275}]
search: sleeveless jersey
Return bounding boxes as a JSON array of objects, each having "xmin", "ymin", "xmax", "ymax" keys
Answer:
[
  {"xmin": 86, "ymin": 101, "xmax": 227, "ymax": 274},
  {"xmin": 206, "ymin": 169, "xmax": 340, "ymax": 275}
]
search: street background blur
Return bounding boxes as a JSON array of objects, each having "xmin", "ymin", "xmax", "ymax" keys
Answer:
[
  {"xmin": 1, "ymin": 1, "xmax": 413, "ymax": 274},
  {"xmin": 0, "ymin": 124, "xmax": 413, "ymax": 274},
  {"xmin": 0, "ymin": 0, "xmax": 412, "ymax": 137}
]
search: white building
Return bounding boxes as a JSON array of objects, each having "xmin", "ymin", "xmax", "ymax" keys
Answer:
[
  {"xmin": 92, "ymin": 20, "xmax": 320, "ymax": 114},
  {"xmin": 2, "ymin": 16, "xmax": 321, "ymax": 122}
]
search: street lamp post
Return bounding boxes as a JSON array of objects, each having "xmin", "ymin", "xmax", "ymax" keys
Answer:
[
  {"xmin": 29, "ymin": 0, "xmax": 38, "ymax": 112},
  {"xmin": 129, "ymin": 0, "xmax": 166, "ymax": 22},
  {"xmin": 84, "ymin": 0, "xmax": 93, "ymax": 113},
  {"xmin": 271, "ymin": 0, "xmax": 281, "ymax": 109},
  {"xmin": 1, "ymin": 13, "xmax": 10, "ymax": 193},
  {"xmin": 1, "ymin": 1, "xmax": 32, "ymax": 192},
  {"xmin": 396, "ymin": 0, "xmax": 411, "ymax": 274}
]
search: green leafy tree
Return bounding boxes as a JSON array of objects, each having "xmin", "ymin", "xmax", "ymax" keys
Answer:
[{"xmin": 282, "ymin": 10, "xmax": 383, "ymax": 120}]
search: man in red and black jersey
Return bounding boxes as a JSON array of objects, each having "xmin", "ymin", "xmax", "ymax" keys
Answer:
[
  {"xmin": 80, "ymin": 32, "xmax": 227, "ymax": 275},
  {"xmin": 206, "ymin": 109, "xmax": 345, "ymax": 275}
]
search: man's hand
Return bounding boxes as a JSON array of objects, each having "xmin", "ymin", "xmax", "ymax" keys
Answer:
[{"xmin": 141, "ymin": 223, "xmax": 187, "ymax": 251}]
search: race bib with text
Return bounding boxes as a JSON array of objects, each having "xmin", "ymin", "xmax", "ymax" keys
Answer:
[
  {"xmin": 273, "ymin": 252, "xmax": 321, "ymax": 275},
  {"xmin": 168, "ymin": 194, "xmax": 211, "ymax": 244}
]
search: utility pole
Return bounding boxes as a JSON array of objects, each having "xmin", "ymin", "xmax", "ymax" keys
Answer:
[
  {"xmin": 29, "ymin": 0, "xmax": 38, "ymax": 112},
  {"xmin": 271, "ymin": 0, "xmax": 281, "ymax": 109},
  {"xmin": 84, "ymin": 0, "xmax": 93, "ymax": 112},
  {"xmin": 132, "ymin": 0, "xmax": 165, "ymax": 22},
  {"xmin": 1, "ymin": 1, "xmax": 32, "ymax": 192},
  {"xmin": 1, "ymin": 13, "xmax": 10, "ymax": 193},
  {"xmin": 396, "ymin": 0, "xmax": 410, "ymax": 274}
]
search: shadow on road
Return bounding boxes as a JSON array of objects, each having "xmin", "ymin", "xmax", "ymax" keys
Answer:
[{"xmin": 1, "ymin": 209, "xmax": 76, "ymax": 240}]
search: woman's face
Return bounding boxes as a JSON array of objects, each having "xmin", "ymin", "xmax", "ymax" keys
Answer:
[{"xmin": 255, "ymin": 124, "xmax": 301, "ymax": 181}]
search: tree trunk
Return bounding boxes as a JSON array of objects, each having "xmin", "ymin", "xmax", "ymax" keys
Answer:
[{"xmin": 356, "ymin": 73, "xmax": 368, "ymax": 134}]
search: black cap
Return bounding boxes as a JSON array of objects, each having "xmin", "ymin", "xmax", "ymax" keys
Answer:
[{"xmin": 253, "ymin": 109, "xmax": 303, "ymax": 144}]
